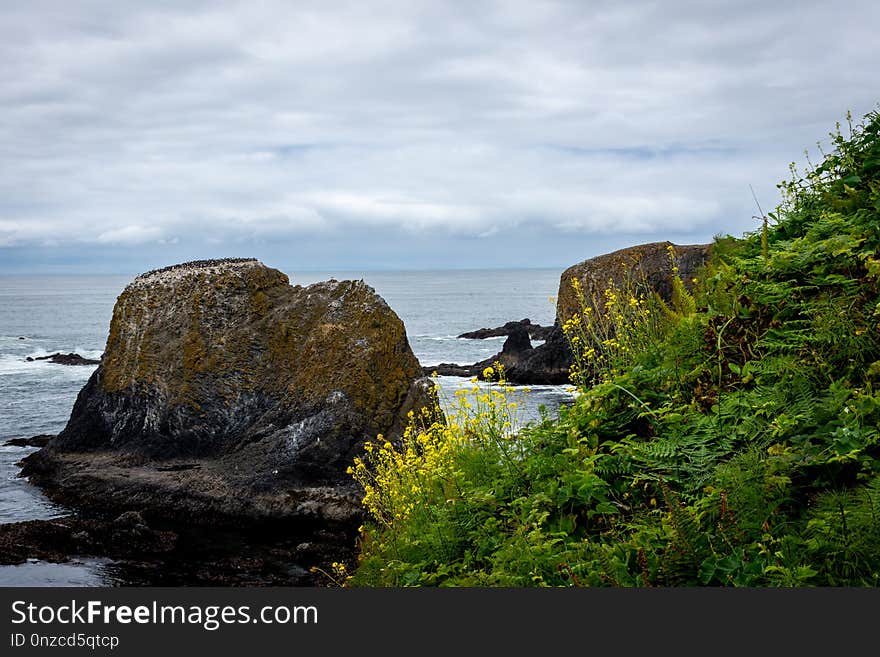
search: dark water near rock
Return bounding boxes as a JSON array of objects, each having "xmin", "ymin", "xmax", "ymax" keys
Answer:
[
  {"xmin": 0, "ymin": 269, "xmax": 574, "ymax": 586},
  {"xmin": 0, "ymin": 446, "xmax": 65, "ymax": 524}
]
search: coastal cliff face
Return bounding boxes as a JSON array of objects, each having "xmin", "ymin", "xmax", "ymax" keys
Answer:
[{"xmin": 24, "ymin": 258, "xmax": 431, "ymax": 527}]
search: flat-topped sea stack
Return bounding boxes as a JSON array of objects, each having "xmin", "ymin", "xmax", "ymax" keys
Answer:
[
  {"xmin": 555, "ymin": 241, "xmax": 711, "ymax": 324},
  {"xmin": 502, "ymin": 242, "xmax": 712, "ymax": 384},
  {"xmin": 23, "ymin": 258, "xmax": 432, "ymax": 530}
]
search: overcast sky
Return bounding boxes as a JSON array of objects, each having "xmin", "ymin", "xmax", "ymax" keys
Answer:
[{"xmin": 1, "ymin": 0, "xmax": 878, "ymax": 273}]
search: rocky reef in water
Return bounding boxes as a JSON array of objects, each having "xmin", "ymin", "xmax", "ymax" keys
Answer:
[
  {"xmin": 457, "ymin": 318, "xmax": 554, "ymax": 341},
  {"xmin": 25, "ymin": 353, "xmax": 100, "ymax": 365},
  {"xmin": 19, "ymin": 258, "xmax": 434, "ymax": 580}
]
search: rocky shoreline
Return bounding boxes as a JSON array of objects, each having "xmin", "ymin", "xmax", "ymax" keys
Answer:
[{"xmin": 0, "ymin": 478, "xmax": 351, "ymax": 585}]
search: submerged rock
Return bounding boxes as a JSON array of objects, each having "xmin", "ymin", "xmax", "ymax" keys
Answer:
[
  {"xmin": 4, "ymin": 434, "xmax": 54, "ymax": 448},
  {"xmin": 23, "ymin": 258, "xmax": 432, "ymax": 532}
]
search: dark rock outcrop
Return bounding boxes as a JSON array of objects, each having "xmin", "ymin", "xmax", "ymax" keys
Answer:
[
  {"xmin": 426, "ymin": 325, "xmax": 540, "ymax": 380},
  {"xmin": 504, "ymin": 325, "xmax": 573, "ymax": 384},
  {"xmin": 458, "ymin": 319, "xmax": 553, "ymax": 341},
  {"xmin": 22, "ymin": 258, "xmax": 433, "ymax": 534},
  {"xmin": 432, "ymin": 326, "xmax": 571, "ymax": 385},
  {"xmin": 0, "ymin": 512, "xmax": 345, "ymax": 585},
  {"xmin": 427, "ymin": 363, "xmax": 476, "ymax": 377},
  {"xmin": 0, "ymin": 515, "xmax": 177, "ymax": 567},
  {"xmin": 26, "ymin": 352, "xmax": 101, "ymax": 366},
  {"xmin": 472, "ymin": 324, "xmax": 536, "ymax": 376}
]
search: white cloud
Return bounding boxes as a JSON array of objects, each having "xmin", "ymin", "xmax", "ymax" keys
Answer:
[
  {"xmin": 0, "ymin": 0, "xmax": 877, "ymax": 267},
  {"xmin": 95, "ymin": 225, "xmax": 164, "ymax": 245},
  {"xmin": 306, "ymin": 191, "xmax": 484, "ymax": 233}
]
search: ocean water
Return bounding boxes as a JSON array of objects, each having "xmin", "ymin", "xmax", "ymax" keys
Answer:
[
  {"xmin": 0, "ymin": 276, "xmax": 126, "ymax": 534},
  {"xmin": 0, "ymin": 269, "xmax": 575, "ymax": 585}
]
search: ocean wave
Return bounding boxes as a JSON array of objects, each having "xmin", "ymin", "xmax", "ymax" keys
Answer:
[
  {"xmin": 433, "ymin": 375, "xmax": 577, "ymax": 394},
  {"xmin": 431, "ymin": 376, "xmax": 578, "ymax": 427},
  {"xmin": 20, "ymin": 347, "xmax": 103, "ymax": 361},
  {"xmin": 23, "ymin": 348, "xmax": 55, "ymax": 360}
]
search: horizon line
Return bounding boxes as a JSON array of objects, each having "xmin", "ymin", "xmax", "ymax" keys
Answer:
[{"xmin": 0, "ymin": 264, "xmax": 568, "ymax": 277}]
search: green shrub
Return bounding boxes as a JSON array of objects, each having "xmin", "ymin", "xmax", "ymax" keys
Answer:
[{"xmin": 347, "ymin": 108, "xmax": 880, "ymax": 587}]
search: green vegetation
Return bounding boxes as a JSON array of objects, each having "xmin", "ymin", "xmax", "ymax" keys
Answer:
[{"xmin": 347, "ymin": 109, "xmax": 880, "ymax": 586}]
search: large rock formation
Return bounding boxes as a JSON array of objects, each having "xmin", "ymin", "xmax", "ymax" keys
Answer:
[
  {"xmin": 504, "ymin": 326, "xmax": 573, "ymax": 384},
  {"xmin": 23, "ymin": 258, "xmax": 432, "ymax": 530},
  {"xmin": 555, "ymin": 241, "xmax": 711, "ymax": 325},
  {"xmin": 428, "ymin": 242, "xmax": 711, "ymax": 385},
  {"xmin": 508, "ymin": 242, "xmax": 710, "ymax": 383}
]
